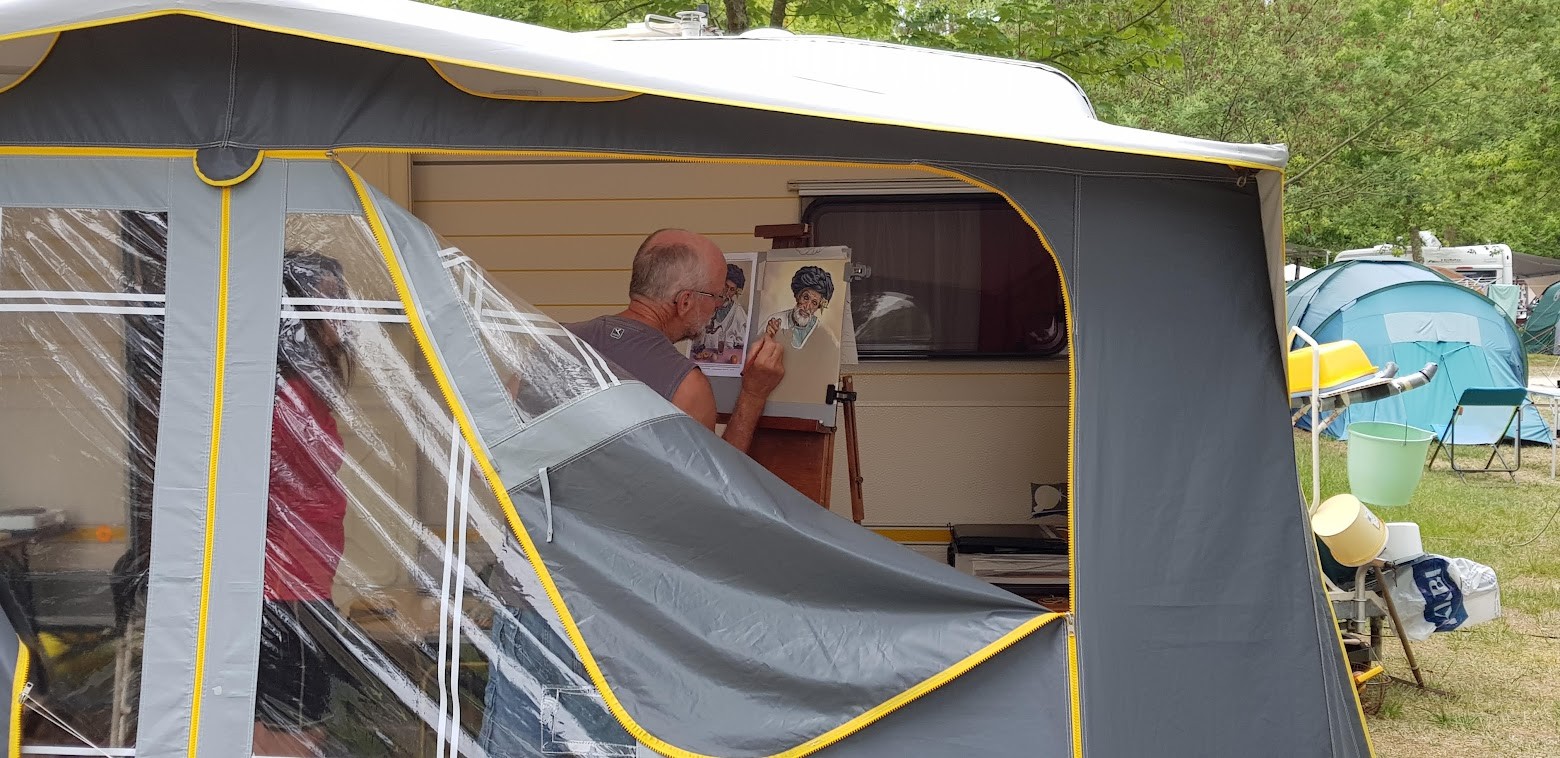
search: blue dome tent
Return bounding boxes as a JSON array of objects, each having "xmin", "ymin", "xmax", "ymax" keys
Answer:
[
  {"xmin": 1286, "ymin": 258, "xmax": 1446, "ymax": 337},
  {"xmin": 1294, "ymin": 279, "xmax": 1548, "ymax": 443}
]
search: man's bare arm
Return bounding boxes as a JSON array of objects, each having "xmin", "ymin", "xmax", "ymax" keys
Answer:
[
  {"xmin": 671, "ymin": 367, "xmax": 719, "ymax": 432},
  {"xmin": 669, "ymin": 336, "xmax": 784, "ymax": 455},
  {"xmin": 720, "ymin": 337, "xmax": 783, "ymax": 454}
]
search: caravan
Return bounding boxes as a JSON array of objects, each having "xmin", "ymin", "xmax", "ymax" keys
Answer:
[
  {"xmin": 1334, "ymin": 231, "xmax": 1515, "ymax": 286},
  {"xmin": 1334, "ymin": 231, "xmax": 1524, "ymax": 318}
]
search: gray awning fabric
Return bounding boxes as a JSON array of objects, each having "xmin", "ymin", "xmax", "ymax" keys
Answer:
[
  {"xmin": 811, "ymin": 618, "xmax": 1075, "ymax": 757},
  {"xmin": 132, "ymin": 160, "xmax": 226, "ymax": 758},
  {"xmin": 0, "ymin": 0, "xmax": 1287, "ymax": 169},
  {"xmin": 501, "ymin": 412, "xmax": 1051, "ymax": 756},
  {"xmin": 965, "ymin": 166, "xmax": 1371, "ymax": 756},
  {"xmin": 178, "ymin": 164, "xmax": 289, "ymax": 757},
  {"xmin": 0, "ymin": 15, "xmax": 1262, "ymax": 189}
]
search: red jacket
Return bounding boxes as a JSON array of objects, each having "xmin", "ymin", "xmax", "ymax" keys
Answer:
[{"xmin": 264, "ymin": 374, "xmax": 346, "ymax": 602}]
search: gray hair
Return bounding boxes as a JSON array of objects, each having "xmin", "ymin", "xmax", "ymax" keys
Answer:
[{"xmin": 629, "ymin": 229, "xmax": 708, "ymax": 302}]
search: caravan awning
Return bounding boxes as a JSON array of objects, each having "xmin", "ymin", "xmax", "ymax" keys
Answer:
[{"xmin": 0, "ymin": 0, "xmax": 1289, "ymax": 170}]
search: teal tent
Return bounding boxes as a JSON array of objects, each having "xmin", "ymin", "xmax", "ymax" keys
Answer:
[
  {"xmin": 1523, "ymin": 281, "xmax": 1560, "ymax": 354},
  {"xmin": 1293, "ymin": 280, "xmax": 1549, "ymax": 444}
]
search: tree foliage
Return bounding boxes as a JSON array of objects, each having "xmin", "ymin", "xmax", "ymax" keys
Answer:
[
  {"xmin": 1091, "ymin": 0, "xmax": 1560, "ymax": 257},
  {"xmin": 423, "ymin": 0, "xmax": 1560, "ymax": 256}
]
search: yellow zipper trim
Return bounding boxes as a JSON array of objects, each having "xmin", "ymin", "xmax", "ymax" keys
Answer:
[
  {"xmin": 427, "ymin": 60, "xmax": 639, "ymax": 103},
  {"xmin": 263, "ymin": 150, "xmax": 333, "ymax": 160},
  {"xmin": 334, "ymin": 150, "xmax": 1068, "ymax": 758},
  {"xmin": 944, "ymin": 168, "xmax": 1083, "ymax": 758},
  {"xmin": 0, "ymin": 11, "xmax": 1283, "ymax": 172},
  {"xmin": 8, "ymin": 640, "xmax": 28, "ymax": 758},
  {"xmin": 1067, "ymin": 617, "xmax": 1082, "ymax": 758},
  {"xmin": 0, "ymin": 32, "xmax": 57, "ymax": 98},
  {"xmin": 187, "ymin": 186, "xmax": 232, "ymax": 758}
]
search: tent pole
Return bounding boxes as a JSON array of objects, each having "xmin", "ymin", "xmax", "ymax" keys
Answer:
[{"xmin": 1291, "ymin": 327, "xmax": 1323, "ymax": 514}]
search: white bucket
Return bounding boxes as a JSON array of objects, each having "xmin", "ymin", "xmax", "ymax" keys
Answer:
[
  {"xmin": 1379, "ymin": 522, "xmax": 1425, "ymax": 564},
  {"xmin": 1312, "ymin": 494, "xmax": 1388, "ymax": 567}
]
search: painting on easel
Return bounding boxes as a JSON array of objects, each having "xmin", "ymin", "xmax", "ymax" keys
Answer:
[{"xmin": 755, "ymin": 254, "xmax": 849, "ymax": 406}]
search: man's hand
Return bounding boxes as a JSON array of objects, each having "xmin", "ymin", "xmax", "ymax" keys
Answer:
[
  {"xmin": 766, "ymin": 317, "xmax": 781, "ymax": 339},
  {"xmin": 719, "ymin": 336, "xmax": 785, "ymax": 454},
  {"xmin": 740, "ymin": 336, "xmax": 785, "ymax": 399}
]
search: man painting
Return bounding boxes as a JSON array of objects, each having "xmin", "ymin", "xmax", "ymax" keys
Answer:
[
  {"xmin": 480, "ymin": 229, "xmax": 785, "ymax": 756},
  {"xmin": 567, "ymin": 229, "xmax": 782, "ymax": 451}
]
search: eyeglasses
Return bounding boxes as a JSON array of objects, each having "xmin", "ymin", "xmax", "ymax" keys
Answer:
[{"xmin": 682, "ymin": 289, "xmax": 722, "ymax": 302}]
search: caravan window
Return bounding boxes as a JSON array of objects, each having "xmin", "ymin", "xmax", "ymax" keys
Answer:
[{"xmin": 805, "ymin": 195, "xmax": 1066, "ymax": 359}]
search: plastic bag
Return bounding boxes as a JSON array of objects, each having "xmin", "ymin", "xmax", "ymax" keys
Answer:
[{"xmin": 1388, "ymin": 555, "xmax": 1501, "ymax": 641}]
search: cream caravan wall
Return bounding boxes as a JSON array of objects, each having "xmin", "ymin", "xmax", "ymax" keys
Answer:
[{"xmin": 404, "ymin": 156, "xmax": 1069, "ymax": 530}]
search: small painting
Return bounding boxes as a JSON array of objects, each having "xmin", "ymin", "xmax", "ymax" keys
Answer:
[{"xmin": 691, "ymin": 253, "xmax": 757, "ymax": 378}]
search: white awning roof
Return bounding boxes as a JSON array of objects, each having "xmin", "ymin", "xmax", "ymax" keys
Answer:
[{"xmin": 0, "ymin": 0, "xmax": 1288, "ymax": 169}]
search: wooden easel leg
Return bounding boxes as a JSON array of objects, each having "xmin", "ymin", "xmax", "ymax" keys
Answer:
[
  {"xmin": 1374, "ymin": 566, "xmax": 1426, "ymax": 689},
  {"xmin": 841, "ymin": 375, "xmax": 865, "ymax": 524}
]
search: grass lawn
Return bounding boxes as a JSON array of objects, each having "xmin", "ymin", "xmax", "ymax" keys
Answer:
[{"xmin": 1295, "ymin": 430, "xmax": 1560, "ymax": 757}]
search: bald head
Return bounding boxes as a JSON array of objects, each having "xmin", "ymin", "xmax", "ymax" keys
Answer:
[{"xmin": 629, "ymin": 228, "xmax": 726, "ymax": 302}]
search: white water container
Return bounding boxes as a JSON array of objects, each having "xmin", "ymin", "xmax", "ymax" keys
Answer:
[{"xmin": 1379, "ymin": 522, "xmax": 1425, "ymax": 563}]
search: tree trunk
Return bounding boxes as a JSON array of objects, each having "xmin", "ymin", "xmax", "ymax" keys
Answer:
[
  {"xmin": 724, "ymin": 0, "xmax": 750, "ymax": 34},
  {"xmin": 1409, "ymin": 227, "xmax": 1423, "ymax": 263},
  {"xmin": 770, "ymin": 0, "xmax": 789, "ymax": 28}
]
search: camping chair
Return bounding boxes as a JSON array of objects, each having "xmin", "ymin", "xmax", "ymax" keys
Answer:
[{"xmin": 1427, "ymin": 386, "xmax": 1527, "ymax": 480}]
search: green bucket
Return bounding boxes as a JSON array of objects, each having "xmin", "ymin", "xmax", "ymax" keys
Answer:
[{"xmin": 1347, "ymin": 421, "xmax": 1435, "ymax": 506}]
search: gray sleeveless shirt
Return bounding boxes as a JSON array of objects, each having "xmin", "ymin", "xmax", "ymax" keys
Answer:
[{"xmin": 566, "ymin": 315, "xmax": 696, "ymax": 402}]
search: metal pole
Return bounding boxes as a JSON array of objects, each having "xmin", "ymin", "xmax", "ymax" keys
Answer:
[{"xmin": 1291, "ymin": 327, "xmax": 1323, "ymax": 514}]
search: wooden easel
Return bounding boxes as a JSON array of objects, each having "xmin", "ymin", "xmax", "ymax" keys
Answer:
[
  {"xmin": 729, "ymin": 224, "xmax": 866, "ymax": 521},
  {"xmin": 720, "ymin": 413, "xmax": 836, "ymax": 507}
]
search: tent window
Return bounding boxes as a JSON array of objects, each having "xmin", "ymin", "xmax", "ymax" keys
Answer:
[
  {"xmin": 441, "ymin": 239, "xmax": 619, "ymax": 422},
  {"xmin": 0, "ymin": 207, "xmax": 167, "ymax": 750},
  {"xmin": 806, "ymin": 195, "xmax": 1066, "ymax": 359}
]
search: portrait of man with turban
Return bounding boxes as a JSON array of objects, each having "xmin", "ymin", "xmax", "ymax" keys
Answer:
[{"xmin": 762, "ymin": 264, "xmax": 841, "ymax": 403}]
